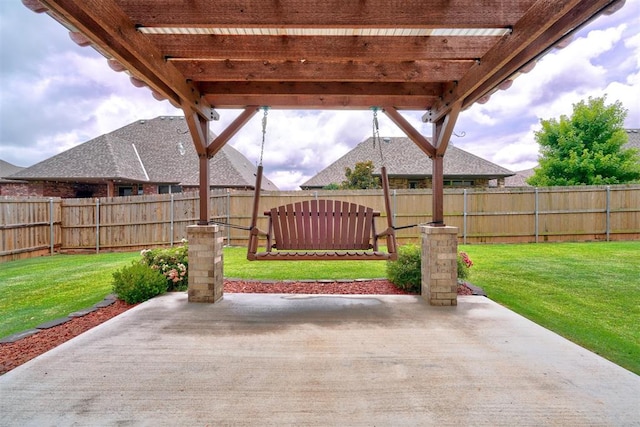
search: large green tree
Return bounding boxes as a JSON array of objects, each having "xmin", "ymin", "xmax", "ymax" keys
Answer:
[
  {"xmin": 341, "ymin": 160, "xmax": 381, "ymax": 189},
  {"xmin": 527, "ymin": 96, "xmax": 640, "ymax": 186}
]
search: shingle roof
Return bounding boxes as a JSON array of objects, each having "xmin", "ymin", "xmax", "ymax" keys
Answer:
[
  {"xmin": 504, "ymin": 168, "xmax": 534, "ymax": 187},
  {"xmin": 0, "ymin": 160, "xmax": 26, "ymax": 183},
  {"xmin": 7, "ymin": 116, "xmax": 278, "ymax": 190},
  {"xmin": 301, "ymin": 136, "xmax": 514, "ymax": 188},
  {"xmin": 626, "ymin": 129, "xmax": 640, "ymax": 150}
]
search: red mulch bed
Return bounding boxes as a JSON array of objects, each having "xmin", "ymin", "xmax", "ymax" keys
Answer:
[{"xmin": 0, "ymin": 280, "xmax": 472, "ymax": 375}]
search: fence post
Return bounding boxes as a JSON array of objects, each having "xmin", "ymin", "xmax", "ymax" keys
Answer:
[
  {"xmin": 170, "ymin": 193, "xmax": 175, "ymax": 247},
  {"xmin": 95, "ymin": 198, "xmax": 100, "ymax": 253},
  {"xmin": 534, "ymin": 188, "xmax": 539, "ymax": 243},
  {"xmin": 606, "ymin": 186, "xmax": 611, "ymax": 241},
  {"xmin": 226, "ymin": 190, "xmax": 231, "ymax": 245},
  {"xmin": 49, "ymin": 198, "xmax": 54, "ymax": 255},
  {"xmin": 463, "ymin": 189, "xmax": 467, "ymax": 245}
]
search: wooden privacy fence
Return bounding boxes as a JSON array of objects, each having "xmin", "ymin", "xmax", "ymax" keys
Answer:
[
  {"xmin": 61, "ymin": 192, "xmax": 228, "ymax": 252},
  {"xmin": 224, "ymin": 185, "xmax": 640, "ymax": 246},
  {"xmin": 0, "ymin": 197, "xmax": 62, "ymax": 262},
  {"xmin": 1, "ymin": 185, "xmax": 639, "ymax": 261}
]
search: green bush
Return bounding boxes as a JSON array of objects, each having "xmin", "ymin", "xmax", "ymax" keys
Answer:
[
  {"xmin": 140, "ymin": 243, "xmax": 189, "ymax": 291},
  {"xmin": 387, "ymin": 245, "xmax": 474, "ymax": 292},
  {"xmin": 112, "ymin": 262, "xmax": 168, "ymax": 304},
  {"xmin": 386, "ymin": 244, "xmax": 422, "ymax": 293}
]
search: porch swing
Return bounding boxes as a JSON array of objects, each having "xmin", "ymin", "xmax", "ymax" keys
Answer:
[{"xmin": 247, "ymin": 107, "xmax": 398, "ymax": 261}]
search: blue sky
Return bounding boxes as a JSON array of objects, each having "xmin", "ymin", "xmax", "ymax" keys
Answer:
[{"xmin": 1, "ymin": 0, "xmax": 639, "ymax": 190}]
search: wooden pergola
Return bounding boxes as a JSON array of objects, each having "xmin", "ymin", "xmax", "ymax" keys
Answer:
[{"xmin": 27, "ymin": 0, "xmax": 623, "ymax": 225}]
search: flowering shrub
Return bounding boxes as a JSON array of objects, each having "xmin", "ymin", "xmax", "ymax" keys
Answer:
[
  {"xmin": 457, "ymin": 251, "xmax": 473, "ymax": 280},
  {"xmin": 140, "ymin": 241, "xmax": 189, "ymax": 291}
]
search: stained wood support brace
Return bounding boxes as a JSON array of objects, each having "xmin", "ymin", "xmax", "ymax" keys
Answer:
[
  {"xmin": 184, "ymin": 106, "xmax": 259, "ymax": 224},
  {"xmin": 384, "ymin": 105, "xmax": 460, "ymax": 225}
]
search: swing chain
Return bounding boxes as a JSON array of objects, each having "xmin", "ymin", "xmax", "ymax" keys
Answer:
[
  {"xmin": 372, "ymin": 107, "xmax": 385, "ymax": 167},
  {"xmin": 259, "ymin": 106, "xmax": 269, "ymax": 166}
]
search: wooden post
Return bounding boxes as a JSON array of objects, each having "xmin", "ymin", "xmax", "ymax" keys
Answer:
[
  {"xmin": 431, "ymin": 154, "xmax": 445, "ymax": 226},
  {"xmin": 198, "ymin": 154, "xmax": 210, "ymax": 225},
  {"xmin": 184, "ymin": 110, "xmax": 211, "ymax": 225}
]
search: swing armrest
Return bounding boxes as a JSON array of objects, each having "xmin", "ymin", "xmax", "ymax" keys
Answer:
[
  {"xmin": 247, "ymin": 227, "xmax": 271, "ymax": 260},
  {"xmin": 373, "ymin": 227, "xmax": 397, "ymax": 257},
  {"xmin": 375, "ymin": 227, "xmax": 395, "ymax": 238},
  {"xmin": 250, "ymin": 227, "xmax": 269, "ymax": 237}
]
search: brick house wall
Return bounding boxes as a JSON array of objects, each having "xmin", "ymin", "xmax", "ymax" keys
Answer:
[
  {"xmin": 0, "ymin": 181, "xmax": 191, "ymax": 198},
  {"xmin": 142, "ymin": 184, "xmax": 157, "ymax": 195},
  {"xmin": 388, "ymin": 177, "xmax": 432, "ymax": 189},
  {"xmin": 42, "ymin": 182, "xmax": 109, "ymax": 198},
  {"xmin": 0, "ymin": 182, "xmax": 42, "ymax": 196},
  {"xmin": 386, "ymin": 177, "xmax": 504, "ymax": 189}
]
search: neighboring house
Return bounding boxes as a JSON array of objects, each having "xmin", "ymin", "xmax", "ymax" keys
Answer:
[
  {"xmin": 0, "ymin": 160, "xmax": 27, "ymax": 196},
  {"xmin": 503, "ymin": 168, "xmax": 534, "ymax": 187},
  {"xmin": 301, "ymin": 137, "xmax": 514, "ymax": 190},
  {"xmin": 2, "ymin": 116, "xmax": 277, "ymax": 198}
]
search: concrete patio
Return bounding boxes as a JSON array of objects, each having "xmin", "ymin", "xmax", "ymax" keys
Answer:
[{"xmin": 1, "ymin": 293, "xmax": 638, "ymax": 426}]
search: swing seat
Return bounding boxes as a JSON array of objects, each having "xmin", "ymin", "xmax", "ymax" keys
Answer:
[{"xmin": 247, "ymin": 199, "xmax": 397, "ymax": 261}]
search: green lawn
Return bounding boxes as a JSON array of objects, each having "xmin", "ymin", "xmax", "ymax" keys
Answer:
[
  {"xmin": 460, "ymin": 241, "xmax": 640, "ymax": 375},
  {"xmin": 0, "ymin": 252, "xmax": 139, "ymax": 338},
  {"xmin": 1, "ymin": 242, "xmax": 638, "ymax": 375}
]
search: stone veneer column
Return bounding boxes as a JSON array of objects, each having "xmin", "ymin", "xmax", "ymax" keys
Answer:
[
  {"xmin": 421, "ymin": 225, "xmax": 459, "ymax": 306},
  {"xmin": 187, "ymin": 225, "xmax": 224, "ymax": 303}
]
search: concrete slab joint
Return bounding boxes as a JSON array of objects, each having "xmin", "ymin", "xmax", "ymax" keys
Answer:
[
  {"xmin": 421, "ymin": 225, "xmax": 459, "ymax": 306},
  {"xmin": 187, "ymin": 225, "xmax": 224, "ymax": 303}
]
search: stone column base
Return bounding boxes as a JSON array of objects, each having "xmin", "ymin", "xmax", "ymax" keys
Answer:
[
  {"xmin": 421, "ymin": 225, "xmax": 459, "ymax": 306},
  {"xmin": 187, "ymin": 225, "xmax": 224, "ymax": 303}
]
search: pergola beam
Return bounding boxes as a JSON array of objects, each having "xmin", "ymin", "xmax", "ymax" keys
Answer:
[
  {"xmin": 154, "ymin": 35, "xmax": 497, "ymax": 63},
  {"xmin": 175, "ymin": 60, "xmax": 473, "ymax": 83},
  {"xmin": 119, "ymin": 0, "xmax": 533, "ymax": 27},
  {"xmin": 205, "ymin": 95, "xmax": 437, "ymax": 110},
  {"xmin": 201, "ymin": 82, "xmax": 441, "ymax": 97}
]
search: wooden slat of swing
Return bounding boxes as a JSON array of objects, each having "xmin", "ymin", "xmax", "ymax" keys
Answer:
[{"xmin": 248, "ymin": 199, "xmax": 395, "ymax": 261}]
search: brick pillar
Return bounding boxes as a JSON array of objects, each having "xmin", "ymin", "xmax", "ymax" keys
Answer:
[
  {"xmin": 187, "ymin": 225, "xmax": 224, "ymax": 303},
  {"xmin": 421, "ymin": 225, "xmax": 458, "ymax": 306}
]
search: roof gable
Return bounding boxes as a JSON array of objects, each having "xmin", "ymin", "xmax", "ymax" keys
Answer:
[
  {"xmin": 301, "ymin": 137, "xmax": 514, "ymax": 188},
  {"xmin": 0, "ymin": 159, "xmax": 26, "ymax": 182},
  {"xmin": 8, "ymin": 116, "xmax": 278, "ymax": 190},
  {"xmin": 9, "ymin": 134, "xmax": 149, "ymax": 182}
]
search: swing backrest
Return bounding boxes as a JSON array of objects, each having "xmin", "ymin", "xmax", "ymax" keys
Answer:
[{"xmin": 266, "ymin": 199, "xmax": 379, "ymax": 251}]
